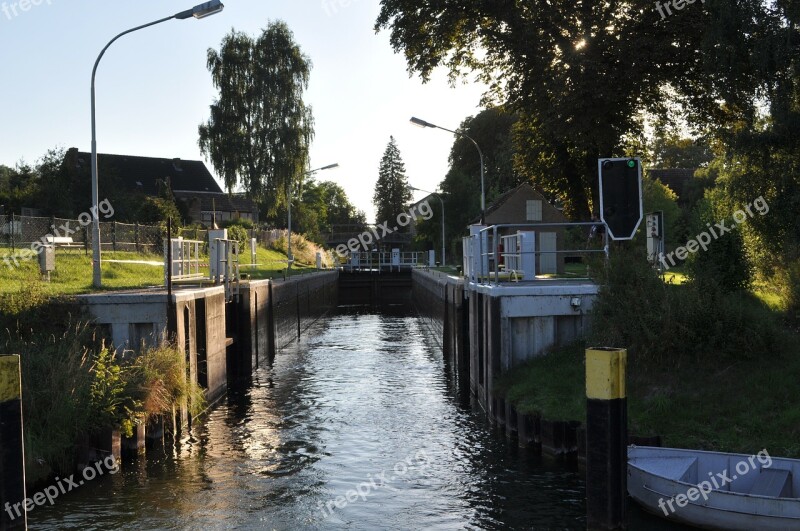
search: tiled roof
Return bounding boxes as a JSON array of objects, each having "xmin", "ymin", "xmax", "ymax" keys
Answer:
[{"xmin": 70, "ymin": 149, "xmax": 224, "ymax": 196}]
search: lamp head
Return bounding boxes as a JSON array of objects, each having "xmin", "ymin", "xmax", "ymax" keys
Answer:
[
  {"xmin": 410, "ymin": 117, "xmax": 435, "ymax": 128},
  {"xmin": 175, "ymin": 0, "xmax": 224, "ymax": 20}
]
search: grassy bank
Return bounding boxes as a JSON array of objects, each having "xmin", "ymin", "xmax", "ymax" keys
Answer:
[
  {"xmin": 0, "ymin": 244, "xmax": 320, "ymax": 296},
  {"xmin": 497, "ymin": 251, "xmax": 800, "ymax": 459},
  {"xmin": 497, "ymin": 341, "xmax": 800, "ymax": 458}
]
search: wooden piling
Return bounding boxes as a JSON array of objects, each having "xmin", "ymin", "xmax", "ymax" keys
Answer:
[
  {"xmin": 0, "ymin": 355, "xmax": 27, "ymax": 530},
  {"xmin": 585, "ymin": 347, "xmax": 628, "ymax": 530}
]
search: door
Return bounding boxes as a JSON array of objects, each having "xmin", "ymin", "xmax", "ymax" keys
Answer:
[{"xmin": 539, "ymin": 232, "xmax": 557, "ymax": 274}]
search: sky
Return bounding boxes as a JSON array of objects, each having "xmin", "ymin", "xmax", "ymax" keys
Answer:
[{"xmin": 0, "ymin": 0, "xmax": 487, "ymax": 222}]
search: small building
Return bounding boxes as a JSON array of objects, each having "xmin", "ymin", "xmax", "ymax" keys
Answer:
[
  {"xmin": 471, "ymin": 183, "xmax": 568, "ymax": 275},
  {"xmin": 64, "ymin": 148, "xmax": 258, "ymax": 227}
]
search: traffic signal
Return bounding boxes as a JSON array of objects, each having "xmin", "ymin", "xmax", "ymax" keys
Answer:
[{"xmin": 598, "ymin": 158, "xmax": 643, "ymax": 241}]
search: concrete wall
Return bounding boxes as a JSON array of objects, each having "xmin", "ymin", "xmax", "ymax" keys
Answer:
[
  {"xmin": 411, "ymin": 270, "xmax": 469, "ymax": 393},
  {"xmin": 79, "ymin": 271, "xmax": 339, "ymax": 422},
  {"xmin": 411, "ymin": 272, "xmax": 600, "ymax": 456},
  {"xmin": 269, "ymin": 271, "xmax": 338, "ymax": 350},
  {"xmin": 338, "ymin": 271, "xmax": 412, "ymax": 306}
]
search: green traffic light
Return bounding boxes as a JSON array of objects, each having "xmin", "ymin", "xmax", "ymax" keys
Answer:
[{"xmin": 627, "ymin": 159, "xmax": 637, "ymax": 168}]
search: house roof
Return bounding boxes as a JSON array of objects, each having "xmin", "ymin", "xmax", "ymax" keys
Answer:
[
  {"xmin": 172, "ymin": 190, "xmax": 256, "ymax": 213},
  {"xmin": 69, "ymin": 148, "xmax": 224, "ymax": 196},
  {"xmin": 648, "ymin": 168, "xmax": 697, "ymax": 197},
  {"xmin": 469, "ymin": 182, "xmax": 560, "ymax": 224}
]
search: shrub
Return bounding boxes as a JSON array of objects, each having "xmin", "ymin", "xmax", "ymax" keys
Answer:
[
  {"xmin": 591, "ymin": 246, "xmax": 786, "ymax": 370},
  {"xmin": 128, "ymin": 343, "xmax": 206, "ymax": 420}
]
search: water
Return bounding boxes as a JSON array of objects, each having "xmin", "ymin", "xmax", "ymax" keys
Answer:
[{"xmin": 28, "ymin": 307, "xmax": 678, "ymax": 530}]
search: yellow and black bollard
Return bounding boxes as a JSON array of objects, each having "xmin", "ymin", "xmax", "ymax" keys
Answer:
[
  {"xmin": 0, "ymin": 355, "xmax": 27, "ymax": 531},
  {"xmin": 585, "ymin": 347, "xmax": 627, "ymax": 530}
]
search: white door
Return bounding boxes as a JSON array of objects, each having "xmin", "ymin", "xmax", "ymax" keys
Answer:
[{"xmin": 539, "ymin": 232, "xmax": 557, "ymax": 274}]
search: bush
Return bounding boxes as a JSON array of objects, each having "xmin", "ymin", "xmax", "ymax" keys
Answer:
[
  {"xmin": 591, "ymin": 246, "xmax": 786, "ymax": 370},
  {"xmin": 686, "ymin": 195, "xmax": 751, "ymax": 291},
  {"xmin": 128, "ymin": 343, "xmax": 206, "ymax": 420},
  {"xmin": 226, "ymin": 224, "xmax": 249, "ymax": 249}
]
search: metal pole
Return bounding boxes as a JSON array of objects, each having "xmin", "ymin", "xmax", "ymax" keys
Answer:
[
  {"xmin": 89, "ymin": 2, "xmax": 225, "ymax": 287},
  {"xmin": 287, "ymin": 186, "xmax": 292, "ymax": 271},
  {"xmin": 439, "ymin": 195, "xmax": 446, "ymax": 266},
  {"xmin": 90, "ymin": 15, "xmax": 176, "ymax": 289}
]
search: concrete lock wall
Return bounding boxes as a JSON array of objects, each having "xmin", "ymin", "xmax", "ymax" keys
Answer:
[
  {"xmin": 411, "ymin": 270, "xmax": 469, "ymax": 392},
  {"xmin": 411, "ymin": 271, "xmax": 599, "ymax": 455},
  {"xmin": 80, "ymin": 272, "xmax": 339, "ymax": 428}
]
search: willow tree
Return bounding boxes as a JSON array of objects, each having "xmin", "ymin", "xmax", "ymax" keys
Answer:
[{"xmin": 199, "ymin": 22, "xmax": 314, "ymax": 216}]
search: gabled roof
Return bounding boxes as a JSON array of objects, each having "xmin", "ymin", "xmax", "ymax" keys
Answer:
[
  {"xmin": 69, "ymin": 148, "xmax": 224, "ymax": 196},
  {"xmin": 469, "ymin": 182, "xmax": 560, "ymax": 224}
]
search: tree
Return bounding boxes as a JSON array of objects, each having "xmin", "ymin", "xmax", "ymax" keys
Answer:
[
  {"xmin": 376, "ymin": 1, "xmax": 770, "ymax": 218},
  {"xmin": 199, "ymin": 22, "xmax": 314, "ymax": 217},
  {"xmin": 373, "ymin": 137, "xmax": 412, "ymax": 228},
  {"xmin": 317, "ymin": 181, "xmax": 367, "ymax": 229},
  {"xmin": 437, "ymin": 107, "xmax": 519, "ymax": 256}
]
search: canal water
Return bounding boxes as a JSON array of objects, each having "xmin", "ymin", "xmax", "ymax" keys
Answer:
[{"xmin": 29, "ymin": 307, "xmax": 681, "ymax": 530}]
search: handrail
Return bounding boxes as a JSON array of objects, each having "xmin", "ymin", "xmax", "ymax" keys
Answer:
[{"xmin": 466, "ymin": 222, "xmax": 609, "ymax": 285}]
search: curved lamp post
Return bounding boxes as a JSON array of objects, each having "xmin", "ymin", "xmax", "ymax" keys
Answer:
[
  {"xmin": 288, "ymin": 163, "xmax": 339, "ymax": 269},
  {"xmin": 408, "ymin": 185, "xmax": 446, "ymax": 266},
  {"xmin": 410, "ymin": 116, "xmax": 485, "ymax": 225},
  {"xmin": 90, "ymin": 1, "xmax": 225, "ymax": 288}
]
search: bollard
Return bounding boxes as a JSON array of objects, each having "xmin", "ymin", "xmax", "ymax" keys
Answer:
[
  {"xmin": 586, "ymin": 347, "xmax": 627, "ymax": 530},
  {"xmin": 0, "ymin": 355, "xmax": 27, "ymax": 530}
]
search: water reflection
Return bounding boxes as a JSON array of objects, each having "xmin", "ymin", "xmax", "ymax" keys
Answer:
[{"xmin": 29, "ymin": 307, "xmax": 684, "ymax": 530}]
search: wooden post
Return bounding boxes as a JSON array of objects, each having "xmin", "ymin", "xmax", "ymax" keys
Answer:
[
  {"xmin": 586, "ymin": 347, "xmax": 628, "ymax": 530},
  {"xmin": 0, "ymin": 355, "xmax": 27, "ymax": 530}
]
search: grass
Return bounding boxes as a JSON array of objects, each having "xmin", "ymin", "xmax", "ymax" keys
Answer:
[
  {"xmin": 0, "ymin": 244, "xmax": 323, "ymax": 295},
  {"xmin": 497, "ymin": 340, "xmax": 800, "ymax": 458},
  {"xmin": 663, "ymin": 266, "xmax": 688, "ymax": 285}
]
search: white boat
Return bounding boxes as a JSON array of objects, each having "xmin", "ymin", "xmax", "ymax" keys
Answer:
[{"xmin": 628, "ymin": 446, "xmax": 800, "ymax": 530}]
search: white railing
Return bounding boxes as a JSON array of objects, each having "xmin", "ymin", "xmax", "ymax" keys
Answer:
[
  {"xmin": 343, "ymin": 251, "xmax": 428, "ymax": 272},
  {"xmin": 464, "ymin": 222, "xmax": 609, "ymax": 285},
  {"xmin": 211, "ymin": 238, "xmax": 240, "ymax": 300},
  {"xmin": 164, "ymin": 238, "xmax": 204, "ymax": 284}
]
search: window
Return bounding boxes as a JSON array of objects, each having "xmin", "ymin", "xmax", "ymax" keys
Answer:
[{"xmin": 526, "ymin": 200, "xmax": 542, "ymax": 221}]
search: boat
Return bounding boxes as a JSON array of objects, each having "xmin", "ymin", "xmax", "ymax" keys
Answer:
[{"xmin": 628, "ymin": 446, "xmax": 800, "ymax": 530}]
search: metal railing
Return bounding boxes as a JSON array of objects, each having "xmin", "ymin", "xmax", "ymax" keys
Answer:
[
  {"xmin": 164, "ymin": 238, "xmax": 204, "ymax": 283},
  {"xmin": 342, "ymin": 251, "xmax": 428, "ymax": 272},
  {"xmin": 464, "ymin": 222, "xmax": 609, "ymax": 285},
  {"xmin": 211, "ymin": 238, "xmax": 240, "ymax": 300}
]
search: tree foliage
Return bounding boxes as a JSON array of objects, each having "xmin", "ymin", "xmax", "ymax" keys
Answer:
[
  {"xmin": 373, "ymin": 137, "xmax": 412, "ymax": 227},
  {"xmin": 435, "ymin": 107, "xmax": 519, "ymax": 255},
  {"xmin": 199, "ymin": 22, "xmax": 314, "ymax": 216},
  {"xmin": 376, "ymin": 0, "xmax": 774, "ymax": 218}
]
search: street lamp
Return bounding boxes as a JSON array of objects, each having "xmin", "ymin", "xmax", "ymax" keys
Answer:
[
  {"xmin": 408, "ymin": 185, "xmax": 446, "ymax": 266},
  {"xmin": 410, "ymin": 116, "xmax": 486, "ymax": 224},
  {"xmin": 90, "ymin": 1, "xmax": 224, "ymax": 288},
  {"xmin": 288, "ymin": 163, "xmax": 339, "ymax": 269}
]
